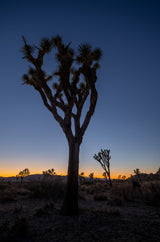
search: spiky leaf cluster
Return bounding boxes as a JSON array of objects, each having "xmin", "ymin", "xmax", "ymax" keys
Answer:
[
  {"xmin": 43, "ymin": 168, "xmax": 56, "ymax": 177},
  {"xmin": 22, "ymin": 35, "xmax": 102, "ymax": 143}
]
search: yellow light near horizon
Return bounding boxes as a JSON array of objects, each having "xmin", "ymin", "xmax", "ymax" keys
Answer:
[{"xmin": 0, "ymin": 169, "xmax": 130, "ymax": 179}]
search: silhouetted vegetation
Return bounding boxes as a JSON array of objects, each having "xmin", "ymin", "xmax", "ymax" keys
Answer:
[
  {"xmin": 43, "ymin": 168, "xmax": 56, "ymax": 178},
  {"xmin": 79, "ymin": 172, "xmax": 86, "ymax": 184},
  {"xmin": 133, "ymin": 168, "xmax": 142, "ymax": 184},
  {"xmin": 17, "ymin": 168, "xmax": 30, "ymax": 183},
  {"xmin": 0, "ymin": 170, "xmax": 160, "ymax": 241},
  {"xmin": 22, "ymin": 36, "xmax": 102, "ymax": 215},
  {"xmin": 94, "ymin": 149, "xmax": 112, "ymax": 187},
  {"xmin": 89, "ymin": 172, "xmax": 94, "ymax": 184}
]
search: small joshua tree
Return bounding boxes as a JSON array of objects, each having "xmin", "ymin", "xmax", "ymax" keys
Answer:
[
  {"xmin": 79, "ymin": 172, "xmax": 85, "ymax": 184},
  {"xmin": 122, "ymin": 175, "xmax": 126, "ymax": 181},
  {"xmin": 89, "ymin": 172, "xmax": 94, "ymax": 184},
  {"xmin": 16, "ymin": 174, "xmax": 19, "ymax": 183},
  {"xmin": 94, "ymin": 149, "xmax": 112, "ymax": 187},
  {"xmin": 118, "ymin": 175, "xmax": 122, "ymax": 180},
  {"xmin": 18, "ymin": 168, "xmax": 30, "ymax": 183},
  {"xmin": 43, "ymin": 168, "xmax": 56, "ymax": 177},
  {"xmin": 133, "ymin": 168, "xmax": 142, "ymax": 184}
]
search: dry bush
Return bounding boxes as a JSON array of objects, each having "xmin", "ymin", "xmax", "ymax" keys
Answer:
[
  {"xmin": 0, "ymin": 182, "xmax": 33, "ymax": 203},
  {"xmin": 93, "ymin": 192, "xmax": 108, "ymax": 201},
  {"xmin": 142, "ymin": 181, "xmax": 160, "ymax": 207},
  {"xmin": 81, "ymin": 185, "xmax": 94, "ymax": 194},
  {"xmin": 0, "ymin": 182, "xmax": 9, "ymax": 190},
  {"xmin": 110, "ymin": 182, "xmax": 142, "ymax": 204},
  {"xmin": 81, "ymin": 182, "xmax": 108, "ymax": 195},
  {"xmin": 0, "ymin": 183, "xmax": 16, "ymax": 203},
  {"xmin": 25, "ymin": 177, "xmax": 65, "ymax": 200},
  {"xmin": 110, "ymin": 181, "xmax": 160, "ymax": 207}
]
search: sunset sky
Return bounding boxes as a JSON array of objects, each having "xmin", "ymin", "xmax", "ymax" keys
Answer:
[{"xmin": 0, "ymin": 0, "xmax": 160, "ymax": 178}]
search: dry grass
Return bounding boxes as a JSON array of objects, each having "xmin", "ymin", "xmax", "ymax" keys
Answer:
[
  {"xmin": 0, "ymin": 179, "xmax": 160, "ymax": 241},
  {"xmin": 23, "ymin": 177, "xmax": 65, "ymax": 200},
  {"xmin": 110, "ymin": 180, "xmax": 160, "ymax": 206},
  {"xmin": 93, "ymin": 192, "xmax": 108, "ymax": 201},
  {"xmin": 0, "ymin": 183, "xmax": 16, "ymax": 203}
]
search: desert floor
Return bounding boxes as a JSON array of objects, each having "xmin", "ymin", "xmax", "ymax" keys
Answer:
[{"xmin": 0, "ymin": 180, "xmax": 160, "ymax": 241}]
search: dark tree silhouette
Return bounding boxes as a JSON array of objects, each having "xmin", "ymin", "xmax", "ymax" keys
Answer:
[
  {"xmin": 43, "ymin": 168, "xmax": 56, "ymax": 177},
  {"xmin": 94, "ymin": 149, "xmax": 112, "ymax": 187},
  {"xmin": 18, "ymin": 168, "xmax": 30, "ymax": 183},
  {"xmin": 79, "ymin": 172, "xmax": 85, "ymax": 184},
  {"xmin": 89, "ymin": 172, "xmax": 94, "ymax": 184},
  {"xmin": 22, "ymin": 35, "xmax": 102, "ymax": 215},
  {"xmin": 134, "ymin": 168, "xmax": 142, "ymax": 184}
]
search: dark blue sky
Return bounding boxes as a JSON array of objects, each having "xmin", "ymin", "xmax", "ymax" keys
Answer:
[{"xmin": 0, "ymin": 0, "xmax": 160, "ymax": 177}]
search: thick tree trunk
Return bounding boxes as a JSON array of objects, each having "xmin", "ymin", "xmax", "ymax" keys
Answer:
[{"xmin": 61, "ymin": 140, "xmax": 80, "ymax": 216}]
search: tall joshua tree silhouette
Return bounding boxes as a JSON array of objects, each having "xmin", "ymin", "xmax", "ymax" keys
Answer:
[{"xmin": 22, "ymin": 35, "xmax": 102, "ymax": 215}]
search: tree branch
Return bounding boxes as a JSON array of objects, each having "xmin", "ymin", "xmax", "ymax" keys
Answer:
[
  {"xmin": 35, "ymin": 87, "xmax": 52, "ymax": 112},
  {"xmin": 80, "ymin": 86, "xmax": 97, "ymax": 139}
]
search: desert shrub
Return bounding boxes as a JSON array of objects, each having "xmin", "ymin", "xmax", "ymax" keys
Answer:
[
  {"xmin": 81, "ymin": 182, "xmax": 108, "ymax": 195},
  {"xmin": 26, "ymin": 177, "xmax": 65, "ymax": 200},
  {"xmin": 34, "ymin": 200, "xmax": 57, "ymax": 217},
  {"xmin": 110, "ymin": 181, "xmax": 160, "ymax": 207},
  {"xmin": 0, "ymin": 183, "xmax": 9, "ymax": 190},
  {"xmin": 84, "ymin": 186, "xmax": 94, "ymax": 195},
  {"xmin": 142, "ymin": 181, "xmax": 160, "ymax": 207},
  {"xmin": 93, "ymin": 192, "xmax": 108, "ymax": 201},
  {"xmin": 110, "ymin": 182, "xmax": 142, "ymax": 204},
  {"xmin": 0, "ymin": 189, "xmax": 16, "ymax": 203}
]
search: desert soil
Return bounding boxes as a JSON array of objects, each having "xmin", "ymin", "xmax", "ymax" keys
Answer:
[{"xmin": 0, "ymin": 186, "xmax": 160, "ymax": 242}]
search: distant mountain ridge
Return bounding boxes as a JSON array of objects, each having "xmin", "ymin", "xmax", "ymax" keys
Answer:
[
  {"xmin": 0, "ymin": 168, "xmax": 159, "ymax": 182},
  {"xmin": 0, "ymin": 174, "xmax": 68, "ymax": 182}
]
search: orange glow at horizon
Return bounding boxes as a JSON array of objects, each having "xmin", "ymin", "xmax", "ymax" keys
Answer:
[
  {"xmin": 0, "ymin": 158, "xmax": 156, "ymax": 179},
  {"xmin": 0, "ymin": 169, "xmax": 130, "ymax": 179}
]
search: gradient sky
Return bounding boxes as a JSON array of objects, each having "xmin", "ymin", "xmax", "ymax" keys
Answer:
[{"xmin": 0, "ymin": 0, "xmax": 160, "ymax": 178}]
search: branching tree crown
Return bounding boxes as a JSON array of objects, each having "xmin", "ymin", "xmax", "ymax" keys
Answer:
[
  {"xmin": 18, "ymin": 168, "xmax": 30, "ymax": 183},
  {"xmin": 133, "ymin": 168, "xmax": 142, "ymax": 183},
  {"xmin": 22, "ymin": 36, "xmax": 102, "ymax": 144},
  {"xmin": 43, "ymin": 168, "xmax": 56, "ymax": 177},
  {"xmin": 94, "ymin": 149, "xmax": 112, "ymax": 187}
]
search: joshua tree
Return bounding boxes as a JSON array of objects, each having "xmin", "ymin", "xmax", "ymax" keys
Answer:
[
  {"xmin": 122, "ymin": 175, "xmax": 126, "ymax": 181},
  {"xmin": 79, "ymin": 172, "xmax": 85, "ymax": 184},
  {"xmin": 22, "ymin": 35, "xmax": 101, "ymax": 215},
  {"xmin": 43, "ymin": 168, "xmax": 56, "ymax": 177},
  {"xmin": 89, "ymin": 172, "xmax": 94, "ymax": 184},
  {"xmin": 94, "ymin": 149, "xmax": 112, "ymax": 187},
  {"xmin": 118, "ymin": 175, "xmax": 122, "ymax": 180},
  {"xmin": 18, "ymin": 168, "xmax": 30, "ymax": 183},
  {"xmin": 16, "ymin": 174, "xmax": 19, "ymax": 183},
  {"xmin": 156, "ymin": 168, "xmax": 160, "ymax": 176},
  {"xmin": 133, "ymin": 168, "xmax": 142, "ymax": 184}
]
